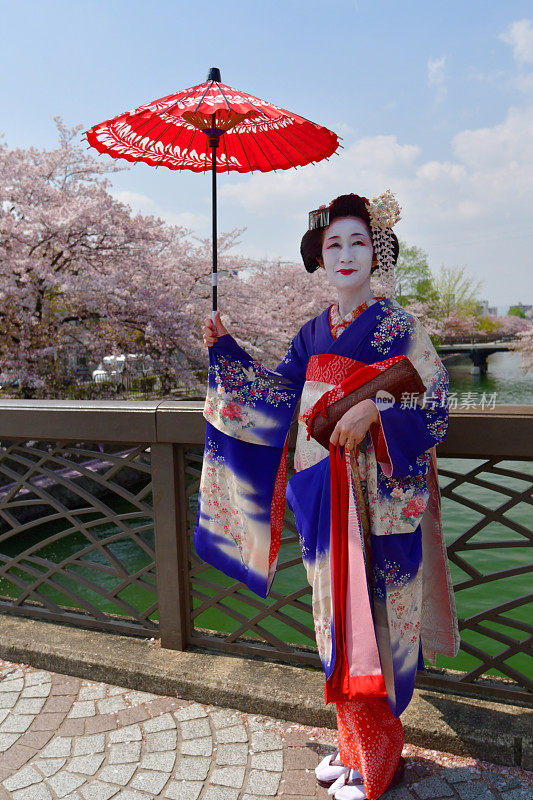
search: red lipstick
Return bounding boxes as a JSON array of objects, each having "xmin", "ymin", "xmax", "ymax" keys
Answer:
[{"xmin": 338, "ymin": 269, "xmax": 355, "ymax": 275}]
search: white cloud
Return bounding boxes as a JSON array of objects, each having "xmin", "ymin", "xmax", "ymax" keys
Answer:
[
  {"xmin": 456, "ymin": 201, "xmax": 481, "ymax": 220},
  {"xmin": 219, "ymin": 135, "xmax": 420, "ymax": 219},
  {"xmin": 500, "ymin": 19, "xmax": 533, "ymax": 64},
  {"xmin": 218, "ymin": 104, "xmax": 533, "ymax": 306},
  {"xmin": 110, "ymin": 189, "xmax": 208, "ymax": 232},
  {"xmin": 452, "ymin": 106, "xmax": 533, "ymax": 167},
  {"xmin": 427, "ymin": 55, "xmax": 447, "ymax": 102},
  {"xmin": 111, "ymin": 190, "xmax": 155, "ymax": 211},
  {"xmin": 415, "ymin": 161, "xmax": 467, "ymax": 183},
  {"xmin": 516, "ymin": 72, "xmax": 533, "ymax": 93},
  {"xmin": 162, "ymin": 210, "xmax": 209, "ymax": 230},
  {"xmin": 334, "ymin": 122, "xmax": 357, "ymax": 138}
]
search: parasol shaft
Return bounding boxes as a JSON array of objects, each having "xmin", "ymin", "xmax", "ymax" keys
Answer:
[{"xmin": 211, "ymin": 138, "xmax": 218, "ymax": 321}]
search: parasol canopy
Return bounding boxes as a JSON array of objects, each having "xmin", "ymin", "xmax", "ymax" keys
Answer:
[
  {"xmin": 85, "ymin": 69, "xmax": 339, "ymax": 173},
  {"xmin": 85, "ymin": 68, "xmax": 340, "ymax": 313}
]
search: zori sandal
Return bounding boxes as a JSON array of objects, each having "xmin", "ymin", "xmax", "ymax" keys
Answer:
[
  {"xmin": 333, "ymin": 768, "xmax": 365, "ymax": 800},
  {"xmin": 329, "ymin": 768, "xmax": 364, "ymax": 797},
  {"xmin": 333, "ymin": 756, "xmax": 406, "ymax": 800},
  {"xmin": 315, "ymin": 752, "xmax": 349, "ymax": 788}
]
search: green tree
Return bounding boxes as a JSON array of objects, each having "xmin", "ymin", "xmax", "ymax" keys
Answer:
[
  {"xmin": 395, "ymin": 241, "xmax": 436, "ymax": 305},
  {"xmin": 477, "ymin": 316, "xmax": 499, "ymax": 333},
  {"xmin": 508, "ymin": 305, "xmax": 526, "ymax": 318},
  {"xmin": 434, "ymin": 266, "xmax": 482, "ymax": 317}
]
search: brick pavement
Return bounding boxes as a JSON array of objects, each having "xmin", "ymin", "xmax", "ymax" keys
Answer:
[{"xmin": 0, "ymin": 660, "xmax": 529, "ymax": 800}]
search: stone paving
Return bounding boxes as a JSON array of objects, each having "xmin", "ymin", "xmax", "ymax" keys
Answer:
[{"xmin": 0, "ymin": 660, "xmax": 529, "ymax": 800}]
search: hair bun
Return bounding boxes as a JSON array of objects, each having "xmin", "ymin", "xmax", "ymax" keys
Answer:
[{"xmin": 300, "ymin": 229, "xmax": 323, "ymax": 273}]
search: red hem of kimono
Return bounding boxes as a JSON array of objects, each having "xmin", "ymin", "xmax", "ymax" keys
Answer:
[
  {"xmin": 268, "ymin": 438, "xmax": 289, "ymax": 567},
  {"xmin": 325, "ymin": 673, "xmax": 387, "ymax": 703},
  {"xmin": 337, "ymin": 697, "xmax": 404, "ymax": 800},
  {"xmin": 325, "ymin": 444, "xmax": 387, "ymax": 705}
]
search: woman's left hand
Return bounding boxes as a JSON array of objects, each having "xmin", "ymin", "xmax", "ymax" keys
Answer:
[{"xmin": 330, "ymin": 399, "xmax": 380, "ymax": 451}]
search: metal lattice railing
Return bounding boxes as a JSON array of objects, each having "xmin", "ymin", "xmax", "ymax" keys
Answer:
[
  {"xmin": 432, "ymin": 457, "xmax": 532, "ymax": 698},
  {"xmin": 0, "ymin": 438, "xmax": 157, "ymax": 635},
  {"xmin": 0, "ymin": 400, "xmax": 530, "ymax": 703}
]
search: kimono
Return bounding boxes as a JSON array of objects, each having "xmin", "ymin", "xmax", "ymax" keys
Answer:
[{"xmin": 194, "ymin": 297, "xmax": 459, "ymax": 796}]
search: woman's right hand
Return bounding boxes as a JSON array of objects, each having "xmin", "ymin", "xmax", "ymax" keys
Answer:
[{"xmin": 202, "ymin": 311, "xmax": 228, "ymax": 347}]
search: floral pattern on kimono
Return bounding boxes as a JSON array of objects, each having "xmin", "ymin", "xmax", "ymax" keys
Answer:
[{"xmin": 204, "ymin": 351, "xmax": 299, "ymax": 446}]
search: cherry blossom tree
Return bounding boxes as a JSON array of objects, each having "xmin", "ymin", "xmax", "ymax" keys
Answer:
[
  {"xmin": 0, "ymin": 120, "xmax": 252, "ymax": 396},
  {"xmin": 403, "ymin": 300, "xmax": 444, "ymax": 338},
  {"xmin": 512, "ymin": 326, "xmax": 533, "ymax": 372},
  {"xmin": 1, "ymin": 120, "xmax": 322, "ymax": 397},
  {"xmin": 496, "ymin": 315, "xmax": 530, "ymax": 337},
  {"xmin": 440, "ymin": 311, "xmax": 479, "ymax": 341}
]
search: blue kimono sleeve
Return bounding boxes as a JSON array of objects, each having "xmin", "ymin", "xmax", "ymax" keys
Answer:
[
  {"xmin": 194, "ymin": 334, "xmax": 304, "ymax": 597},
  {"xmin": 274, "ymin": 328, "xmax": 310, "ymax": 389}
]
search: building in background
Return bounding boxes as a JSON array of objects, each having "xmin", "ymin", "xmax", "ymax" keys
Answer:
[{"xmin": 478, "ymin": 300, "xmax": 498, "ymax": 317}]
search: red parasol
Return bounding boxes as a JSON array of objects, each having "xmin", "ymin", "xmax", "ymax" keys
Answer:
[{"xmin": 85, "ymin": 68, "xmax": 340, "ymax": 314}]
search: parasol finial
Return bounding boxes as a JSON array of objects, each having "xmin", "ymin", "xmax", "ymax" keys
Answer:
[{"xmin": 207, "ymin": 67, "xmax": 221, "ymax": 82}]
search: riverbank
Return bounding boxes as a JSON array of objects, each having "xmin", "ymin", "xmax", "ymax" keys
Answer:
[{"xmin": 0, "ymin": 614, "xmax": 530, "ymax": 774}]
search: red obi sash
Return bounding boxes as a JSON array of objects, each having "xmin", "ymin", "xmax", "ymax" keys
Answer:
[
  {"xmin": 302, "ymin": 354, "xmax": 406, "ymax": 469},
  {"xmin": 302, "ymin": 354, "xmax": 407, "ymax": 435}
]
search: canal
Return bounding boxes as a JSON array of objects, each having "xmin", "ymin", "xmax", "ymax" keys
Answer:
[{"xmin": 445, "ymin": 350, "xmax": 533, "ymax": 405}]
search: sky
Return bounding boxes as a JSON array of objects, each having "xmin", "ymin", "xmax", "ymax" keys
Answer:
[{"xmin": 1, "ymin": 0, "xmax": 532, "ymax": 310}]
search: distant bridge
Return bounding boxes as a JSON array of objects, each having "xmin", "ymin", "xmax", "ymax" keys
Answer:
[{"xmin": 438, "ymin": 341, "xmax": 512, "ymax": 374}]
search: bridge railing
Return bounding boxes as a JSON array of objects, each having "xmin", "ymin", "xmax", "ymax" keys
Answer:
[
  {"xmin": 439, "ymin": 336, "xmax": 515, "ymax": 345},
  {"xmin": 0, "ymin": 400, "xmax": 531, "ymax": 704}
]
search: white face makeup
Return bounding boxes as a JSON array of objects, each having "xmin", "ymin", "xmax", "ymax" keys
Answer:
[{"xmin": 320, "ymin": 216, "xmax": 374, "ymax": 293}]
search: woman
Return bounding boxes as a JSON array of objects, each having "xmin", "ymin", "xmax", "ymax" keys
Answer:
[{"xmin": 198, "ymin": 192, "xmax": 459, "ymax": 800}]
